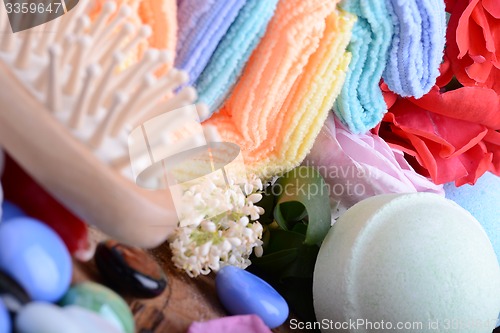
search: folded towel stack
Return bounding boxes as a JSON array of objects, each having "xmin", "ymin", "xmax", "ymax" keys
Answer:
[
  {"xmin": 269, "ymin": 11, "xmax": 355, "ymax": 175},
  {"xmin": 383, "ymin": 0, "xmax": 446, "ymax": 97},
  {"xmin": 195, "ymin": 0, "xmax": 279, "ymax": 115},
  {"xmin": 206, "ymin": 0, "xmax": 354, "ymax": 178},
  {"xmin": 334, "ymin": 0, "xmax": 394, "ymax": 134},
  {"xmin": 175, "ymin": 0, "xmax": 246, "ymax": 85},
  {"xmin": 139, "ymin": 0, "xmax": 177, "ymax": 54}
]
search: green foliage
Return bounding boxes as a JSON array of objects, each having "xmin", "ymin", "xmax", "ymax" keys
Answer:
[{"xmin": 250, "ymin": 166, "xmax": 332, "ymax": 324}]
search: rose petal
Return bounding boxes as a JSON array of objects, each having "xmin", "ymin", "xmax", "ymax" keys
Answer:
[
  {"xmin": 446, "ymin": 0, "xmax": 500, "ymax": 92},
  {"xmin": 305, "ymin": 114, "xmax": 443, "ymax": 218},
  {"xmin": 377, "ymin": 82, "xmax": 498, "ymax": 185},
  {"xmin": 483, "ymin": 0, "xmax": 500, "ymax": 19},
  {"xmin": 435, "ymin": 54, "xmax": 455, "ymax": 88},
  {"xmin": 456, "ymin": 0, "xmax": 479, "ymax": 58},
  {"xmin": 484, "ymin": 130, "xmax": 500, "ymax": 174},
  {"xmin": 465, "ymin": 60, "xmax": 493, "ymax": 83},
  {"xmin": 410, "ymin": 86, "xmax": 500, "ymax": 128},
  {"xmin": 390, "ymin": 98, "xmax": 489, "ymax": 158},
  {"xmin": 380, "ymin": 81, "xmax": 398, "ymax": 109},
  {"xmin": 455, "ymin": 143, "xmax": 493, "ymax": 185},
  {"xmin": 467, "ymin": 7, "xmax": 493, "ymax": 59},
  {"xmin": 413, "ymin": 137, "xmax": 469, "ymax": 184}
]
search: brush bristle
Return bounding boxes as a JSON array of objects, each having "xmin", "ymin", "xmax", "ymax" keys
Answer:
[{"xmin": 0, "ymin": 1, "xmax": 204, "ymax": 178}]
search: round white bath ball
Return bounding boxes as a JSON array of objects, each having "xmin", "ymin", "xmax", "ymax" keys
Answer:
[{"xmin": 313, "ymin": 193, "xmax": 500, "ymax": 333}]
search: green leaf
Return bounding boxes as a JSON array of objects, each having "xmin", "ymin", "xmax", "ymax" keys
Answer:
[
  {"xmin": 279, "ymin": 244, "xmax": 319, "ymax": 280},
  {"xmin": 252, "ymin": 229, "xmax": 304, "ymax": 274},
  {"xmin": 274, "ymin": 166, "xmax": 331, "ymax": 245},
  {"xmin": 248, "ymin": 167, "xmax": 332, "ymax": 324},
  {"xmin": 251, "ymin": 248, "xmax": 299, "ymax": 274},
  {"xmin": 261, "ymin": 226, "xmax": 271, "ymax": 248},
  {"xmin": 262, "ymin": 229, "xmax": 305, "ymax": 254},
  {"xmin": 276, "ymin": 278, "xmax": 317, "ymax": 324},
  {"xmin": 274, "ymin": 201, "xmax": 307, "ymax": 229},
  {"xmin": 258, "ymin": 185, "xmax": 278, "ymax": 225},
  {"xmin": 291, "ymin": 222, "xmax": 308, "ymax": 235}
]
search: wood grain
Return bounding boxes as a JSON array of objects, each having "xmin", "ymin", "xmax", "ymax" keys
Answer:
[{"xmin": 72, "ymin": 228, "xmax": 300, "ymax": 333}]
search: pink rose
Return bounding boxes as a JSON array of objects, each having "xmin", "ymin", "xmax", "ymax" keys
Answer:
[{"xmin": 305, "ymin": 114, "xmax": 443, "ymax": 218}]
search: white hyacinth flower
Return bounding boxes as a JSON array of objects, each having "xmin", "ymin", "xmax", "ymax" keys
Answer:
[{"xmin": 170, "ymin": 173, "xmax": 265, "ymax": 277}]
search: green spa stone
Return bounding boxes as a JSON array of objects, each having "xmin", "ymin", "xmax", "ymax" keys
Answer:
[{"xmin": 58, "ymin": 282, "xmax": 134, "ymax": 333}]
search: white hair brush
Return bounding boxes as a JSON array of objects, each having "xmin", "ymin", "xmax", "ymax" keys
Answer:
[{"xmin": 0, "ymin": 1, "xmax": 212, "ymax": 247}]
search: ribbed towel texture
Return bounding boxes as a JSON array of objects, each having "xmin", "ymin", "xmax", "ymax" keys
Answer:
[
  {"xmin": 334, "ymin": 0, "xmax": 393, "ymax": 134},
  {"xmin": 269, "ymin": 12, "xmax": 355, "ymax": 175},
  {"xmin": 139, "ymin": 0, "xmax": 177, "ymax": 54},
  {"xmin": 175, "ymin": 0, "xmax": 246, "ymax": 85},
  {"xmin": 206, "ymin": 0, "xmax": 354, "ymax": 178},
  {"xmin": 195, "ymin": 0, "xmax": 278, "ymax": 115},
  {"xmin": 383, "ymin": 0, "xmax": 446, "ymax": 97}
]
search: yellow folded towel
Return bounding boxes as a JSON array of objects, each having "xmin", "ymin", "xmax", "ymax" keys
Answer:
[{"xmin": 206, "ymin": 0, "xmax": 354, "ymax": 178}]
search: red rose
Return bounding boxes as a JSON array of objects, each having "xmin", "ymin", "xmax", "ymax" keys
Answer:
[
  {"xmin": 376, "ymin": 82, "xmax": 499, "ymax": 186},
  {"xmin": 446, "ymin": 0, "xmax": 500, "ymax": 93},
  {"xmin": 376, "ymin": 1, "xmax": 500, "ymax": 187}
]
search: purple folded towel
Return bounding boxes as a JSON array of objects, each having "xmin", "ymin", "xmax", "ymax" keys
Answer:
[
  {"xmin": 383, "ymin": 0, "xmax": 446, "ymax": 98},
  {"xmin": 175, "ymin": 0, "xmax": 246, "ymax": 85}
]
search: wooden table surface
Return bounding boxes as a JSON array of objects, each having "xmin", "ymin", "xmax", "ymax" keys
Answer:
[{"xmin": 72, "ymin": 228, "xmax": 299, "ymax": 333}]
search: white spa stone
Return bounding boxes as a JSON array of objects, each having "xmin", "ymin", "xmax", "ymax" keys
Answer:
[
  {"xmin": 15, "ymin": 303, "xmax": 124, "ymax": 333},
  {"xmin": 64, "ymin": 305, "xmax": 123, "ymax": 333},
  {"xmin": 313, "ymin": 193, "xmax": 500, "ymax": 333},
  {"xmin": 16, "ymin": 302, "xmax": 82, "ymax": 333}
]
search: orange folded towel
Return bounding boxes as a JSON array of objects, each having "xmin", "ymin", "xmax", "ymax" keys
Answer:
[
  {"xmin": 138, "ymin": 0, "xmax": 177, "ymax": 54},
  {"xmin": 206, "ymin": 0, "xmax": 355, "ymax": 178}
]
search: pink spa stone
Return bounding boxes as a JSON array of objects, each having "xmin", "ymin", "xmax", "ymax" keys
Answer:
[{"xmin": 187, "ymin": 315, "xmax": 272, "ymax": 333}]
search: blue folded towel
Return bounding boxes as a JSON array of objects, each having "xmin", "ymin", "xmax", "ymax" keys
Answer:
[
  {"xmin": 383, "ymin": 0, "xmax": 446, "ymax": 98},
  {"xmin": 195, "ymin": 0, "xmax": 278, "ymax": 116},
  {"xmin": 175, "ymin": 0, "xmax": 246, "ymax": 85},
  {"xmin": 333, "ymin": 0, "xmax": 394, "ymax": 134}
]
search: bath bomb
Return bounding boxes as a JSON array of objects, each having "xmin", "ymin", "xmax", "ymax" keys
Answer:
[
  {"xmin": 313, "ymin": 193, "xmax": 500, "ymax": 333},
  {"xmin": 444, "ymin": 172, "xmax": 499, "ymax": 263}
]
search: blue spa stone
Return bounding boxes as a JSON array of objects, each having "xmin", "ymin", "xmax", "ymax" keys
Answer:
[
  {"xmin": 444, "ymin": 172, "xmax": 500, "ymax": 263},
  {"xmin": 0, "ymin": 217, "xmax": 72, "ymax": 302},
  {"xmin": 215, "ymin": 266, "xmax": 288, "ymax": 329},
  {"xmin": 1, "ymin": 201, "xmax": 26, "ymax": 222},
  {"xmin": 0, "ymin": 299, "xmax": 10, "ymax": 333}
]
